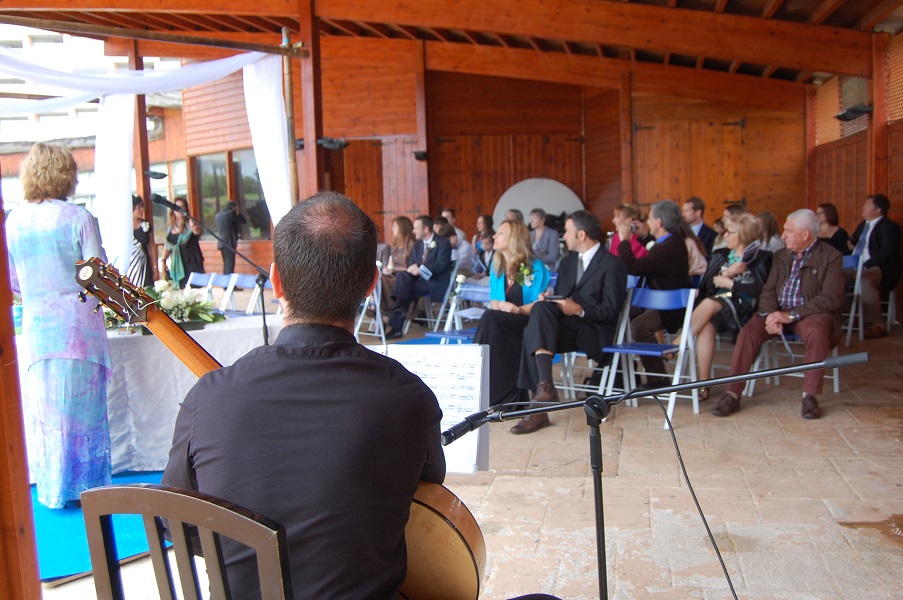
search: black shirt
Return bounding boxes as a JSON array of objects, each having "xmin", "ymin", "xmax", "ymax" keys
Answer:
[{"xmin": 162, "ymin": 323, "xmax": 446, "ymax": 599}]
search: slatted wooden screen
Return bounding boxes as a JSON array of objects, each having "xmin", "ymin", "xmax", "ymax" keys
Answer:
[{"xmin": 813, "ymin": 129, "xmax": 868, "ymax": 229}]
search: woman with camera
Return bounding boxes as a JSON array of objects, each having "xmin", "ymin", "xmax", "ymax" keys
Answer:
[{"xmin": 609, "ymin": 204, "xmax": 650, "ymax": 257}]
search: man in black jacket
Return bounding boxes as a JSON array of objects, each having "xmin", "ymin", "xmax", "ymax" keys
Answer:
[
  {"xmin": 214, "ymin": 200, "xmax": 247, "ymax": 275},
  {"xmin": 617, "ymin": 200, "xmax": 691, "ymax": 388},
  {"xmin": 848, "ymin": 194, "xmax": 901, "ymax": 339},
  {"xmin": 683, "ymin": 196, "xmax": 717, "ymax": 254},
  {"xmin": 508, "ymin": 210, "xmax": 627, "ymax": 434},
  {"xmin": 387, "ymin": 215, "xmax": 453, "ymax": 338}
]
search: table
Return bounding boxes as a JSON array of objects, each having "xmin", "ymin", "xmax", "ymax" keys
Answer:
[{"xmin": 19, "ymin": 314, "xmax": 283, "ymax": 474}]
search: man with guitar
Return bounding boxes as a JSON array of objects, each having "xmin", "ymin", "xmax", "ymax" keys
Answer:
[{"xmin": 162, "ymin": 192, "xmax": 446, "ymax": 598}]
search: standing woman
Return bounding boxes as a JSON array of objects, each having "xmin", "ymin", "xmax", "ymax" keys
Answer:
[
  {"xmin": 161, "ymin": 197, "xmax": 204, "ymax": 288},
  {"xmin": 473, "ymin": 219, "xmax": 551, "ymax": 406},
  {"xmin": 6, "ymin": 143, "xmax": 112, "ymax": 508}
]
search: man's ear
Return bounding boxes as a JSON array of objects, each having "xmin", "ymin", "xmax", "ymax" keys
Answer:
[
  {"xmin": 270, "ymin": 263, "xmax": 284, "ymax": 299},
  {"xmin": 365, "ymin": 266, "xmax": 379, "ymax": 298}
]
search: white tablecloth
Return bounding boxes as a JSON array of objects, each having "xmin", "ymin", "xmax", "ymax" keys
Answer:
[{"xmin": 19, "ymin": 314, "xmax": 283, "ymax": 475}]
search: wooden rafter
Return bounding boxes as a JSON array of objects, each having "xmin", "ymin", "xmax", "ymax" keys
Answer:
[
  {"xmin": 424, "ymin": 40, "xmax": 806, "ymax": 113},
  {"xmin": 351, "ymin": 20, "xmax": 388, "ymax": 38},
  {"xmin": 857, "ymin": 0, "xmax": 903, "ymax": 30},
  {"xmin": 320, "ymin": 18, "xmax": 360, "ymax": 37},
  {"xmin": 425, "ymin": 27, "xmax": 448, "ymax": 42},
  {"xmin": 762, "ymin": 0, "xmax": 786, "ymax": 18},
  {"xmin": 387, "ymin": 22, "xmax": 417, "ymax": 40},
  {"xmin": 714, "ymin": 0, "xmax": 728, "ymax": 12},
  {"xmin": 315, "ymin": 0, "xmax": 873, "ymax": 77},
  {"xmin": 807, "ymin": 0, "xmax": 846, "ymax": 24}
]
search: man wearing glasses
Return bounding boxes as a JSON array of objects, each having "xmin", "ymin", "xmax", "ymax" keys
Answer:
[{"xmin": 711, "ymin": 209, "xmax": 844, "ymax": 420}]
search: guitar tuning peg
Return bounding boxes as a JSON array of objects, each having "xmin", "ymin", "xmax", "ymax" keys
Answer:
[
  {"xmin": 106, "ymin": 317, "xmax": 119, "ymax": 327},
  {"xmin": 93, "ymin": 304, "xmax": 103, "ymax": 314},
  {"xmin": 77, "ymin": 292, "xmax": 87, "ymax": 303}
]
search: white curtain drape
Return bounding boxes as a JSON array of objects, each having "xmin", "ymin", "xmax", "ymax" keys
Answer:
[
  {"xmin": 0, "ymin": 46, "xmax": 292, "ymax": 273},
  {"xmin": 242, "ymin": 55, "xmax": 292, "ymax": 227}
]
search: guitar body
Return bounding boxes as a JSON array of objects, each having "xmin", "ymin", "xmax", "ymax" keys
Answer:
[{"xmin": 76, "ymin": 257, "xmax": 486, "ymax": 599}]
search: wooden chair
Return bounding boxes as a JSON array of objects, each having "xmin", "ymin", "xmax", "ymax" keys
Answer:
[{"xmin": 81, "ymin": 483, "xmax": 293, "ymax": 600}]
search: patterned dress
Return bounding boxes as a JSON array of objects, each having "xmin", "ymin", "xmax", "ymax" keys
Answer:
[{"xmin": 6, "ymin": 199, "xmax": 113, "ymax": 508}]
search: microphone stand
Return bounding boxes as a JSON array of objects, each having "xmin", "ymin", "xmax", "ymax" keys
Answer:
[
  {"xmin": 161, "ymin": 201, "xmax": 272, "ymax": 346},
  {"xmin": 441, "ymin": 352, "xmax": 869, "ymax": 600}
]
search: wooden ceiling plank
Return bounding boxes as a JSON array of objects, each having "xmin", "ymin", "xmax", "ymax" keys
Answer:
[
  {"xmin": 424, "ymin": 27, "xmax": 448, "ymax": 41},
  {"xmin": 321, "ymin": 18, "xmax": 361, "ymax": 37},
  {"xmin": 316, "ymin": 0, "xmax": 872, "ymax": 76},
  {"xmin": 199, "ymin": 14, "xmax": 247, "ymax": 32},
  {"xmin": 387, "ymin": 23, "xmax": 417, "ymax": 40},
  {"xmin": 528, "ymin": 37, "xmax": 541, "ymax": 51},
  {"xmin": 807, "ymin": 0, "xmax": 846, "ymax": 24},
  {"xmin": 0, "ymin": 1, "xmax": 299, "ymax": 16},
  {"xmin": 227, "ymin": 14, "xmax": 273, "ymax": 32},
  {"xmin": 351, "ymin": 20, "xmax": 389, "ymax": 38},
  {"xmin": 761, "ymin": 0, "xmax": 785, "ymax": 18},
  {"xmin": 424, "ymin": 41, "xmax": 806, "ymax": 113},
  {"xmin": 492, "ymin": 32, "xmax": 509, "ymax": 47},
  {"xmin": 857, "ymin": 0, "xmax": 903, "ymax": 30},
  {"xmin": 81, "ymin": 10, "xmax": 149, "ymax": 30},
  {"xmin": 396, "ymin": 24, "xmax": 421, "ymax": 41},
  {"xmin": 458, "ymin": 29, "xmax": 479, "ymax": 45}
]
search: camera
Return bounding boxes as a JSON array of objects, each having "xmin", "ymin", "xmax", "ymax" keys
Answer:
[{"xmin": 630, "ymin": 222, "xmax": 638, "ymax": 233}]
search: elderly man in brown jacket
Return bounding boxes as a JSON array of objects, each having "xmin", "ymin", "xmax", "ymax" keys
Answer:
[{"xmin": 711, "ymin": 208, "xmax": 844, "ymax": 420}]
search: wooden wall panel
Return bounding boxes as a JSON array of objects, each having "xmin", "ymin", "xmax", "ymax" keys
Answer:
[
  {"xmin": 813, "ymin": 130, "xmax": 868, "ymax": 230},
  {"xmin": 342, "ymin": 139, "xmax": 385, "ymax": 233},
  {"xmin": 148, "ymin": 107, "xmax": 186, "ymax": 165},
  {"xmin": 429, "ymin": 72, "xmax": 582, "ymax": 135},
  {"xmin": 631, "ymin": 94, "xmax": 804, "ymax": 225},
  {"xmin": 429, "ymin": 134, "xmax": 582, "ymax": 237},
  {"xmin": 584, "ymin": 89, "xmax": 622, "ymax": 221},
  {"xmin": 889, "ymin": 120, "xmax": 903, "ymax": 208},
  {"xmin": 183, "ymin": 72, "xmax": 252, "ymax": 156}
]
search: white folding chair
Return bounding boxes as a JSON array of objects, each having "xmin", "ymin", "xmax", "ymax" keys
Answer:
[
  {"xmin": 208, "ymin": 273, "xmax": 236, "ymax": 312},
  {"xmin": 602, "ymin": 287, "xmax": 699, "ymax": 429},
  {"xmin": 185, "ymin": 272, "xmax": 214, "ymax": 301},
  {"xmin": 404, "ymin": 262, "xmax": 459, "ymax": 333},
  {"xmin": 246, "ymin": 278, "xmax": 274, "ymax": 315},
  {"xmin": 746, "ymin": 333, "xmax": 841, "ymax": 397},
  {"xmin": 355, "ymin": 267, "xmax": 386, "ymax": 344},
  {"xmin": 843, "ymin": 253, "xmax": 864, "ymax": 346},
  {"xmin": 220, "ymin": 273, "xmax": 257, "ymax": 314},
  {"xmin": 423, "ymin": 282, "xmax": 491, "ymax": 344}
]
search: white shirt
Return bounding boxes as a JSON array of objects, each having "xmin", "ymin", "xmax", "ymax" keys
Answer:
[
  {"xmin": 861, "ymin": 216, "xmax": 882, "ymax": 263},
  {"xmin": 579, "ymin": 242, "xmax": 601, "ymax": 276},
  {"xmin": 691, "ymin": 221, "xmax": 703, "ymax": 236}
]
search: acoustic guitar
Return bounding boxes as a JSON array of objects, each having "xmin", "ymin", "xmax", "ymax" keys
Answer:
[{"xmin": 75, "ymin": 257, "xmax": 487, "ymax": 600}]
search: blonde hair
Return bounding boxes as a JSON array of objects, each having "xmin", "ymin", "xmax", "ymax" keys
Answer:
[
  {"xmin": 730, "ymin": 213, "xmax": 762, "ymax": 247},
  {"xmin": 493, "ymin": 219, "xmax": 533, "ymax": 279},
  {"xmin": 21, "ymin": 143, "xmax": 78, "ymax": 202}
]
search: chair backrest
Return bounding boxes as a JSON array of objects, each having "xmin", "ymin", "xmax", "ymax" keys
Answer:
[
  {"xmin": 185, "ymin": 272, "xmax": 213, "ymax": 289},
  {"xmin": 547, "ymin": 271, "xmax": 558, "ymax": 292},
  {"xmin": 626, "ymin": 274, "xmax": 642, "ymax": 289},
  {"xmin": 458, "ymin": 283, "xmax": 492, "ymax": 303},
  {"xmin": 630, "ymin": 287, "xmax": 696, "ymax": 311},
  {"xmin": 842, "ymin": 254, "xmax": 861, "ymax": 271},
  {"xmin": 208, "ymin": 273, "xmax": 234, "ymax": 290},
  {"xmin": 82, "ymin": 483, "xmax": 293, "ymax": 600}
]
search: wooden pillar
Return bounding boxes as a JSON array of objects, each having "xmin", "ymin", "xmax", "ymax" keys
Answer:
[
  {"xmin": 298, "ymin": 0, "xmax": 325, "ymax": 199},
  {"xmin": 619, "ymin": 72, "xmax": 634, "ymax": 205},
  {"xmin": 0, "ymin": 195, "xmax": 40, "ymax": 599},
  {"xmin": 129, "ymin": 42, "xmax": 159, "ymax": 273},
  {"xmin": 868, "ymin": 32, "xmax": 889, "ymax": 196},
  {"xmin": 805, "ymin": 85, "xmax": 818, "ymax": 208},
  {"xmin": 413, "ymin": 41, "xmax": 430, "ymax": 214}
]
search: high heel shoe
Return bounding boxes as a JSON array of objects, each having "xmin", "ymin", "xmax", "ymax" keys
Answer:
[{"xmin": 699, "ymin": 387, "xmax": 711, "ymax": 402}]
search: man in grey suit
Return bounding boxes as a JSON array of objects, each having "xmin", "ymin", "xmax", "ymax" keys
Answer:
[{"xmin": 215, "ymin": 200, "xmax": 246, "ymax": 275}]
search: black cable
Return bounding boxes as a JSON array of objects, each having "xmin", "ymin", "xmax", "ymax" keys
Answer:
[{"xmin": 642, "ymin": 392, "xmax": 740, "ymax": 600}]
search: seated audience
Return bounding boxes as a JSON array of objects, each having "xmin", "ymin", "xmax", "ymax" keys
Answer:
[
  {"xmin": 711, "ymin": 209, "xmax": 844, "ymax": 420},
  {"xmin": 467, "ymin": 231, "xmax": 495, "ymax": 284},
  {"xmin": 439, "ymin": 223, "xmax": 475, "ymax": 276},
  {"xmin": 386, "ymin": 215, "xmax": 452, "ymax": 339},
  {"xmin": 529, "ymin": 208, "xmax": 559, "ymax": 269},
  {"xmin": 682, "ymin": 196, "xmax": 717, "ymax": 254},
  {"xmin": 441, "ymin": 207, "xmax": 467, "ymax": 242},
  {"xmin": 758, "ymin": 211, "xmax": 785, "ymax": 253},
  {"xmin": 723, "ymin": 203, "xmax": 746, "ymax": 221},
  {"xmin": 381, "ymin": 216, "xmax": 415, "ymax": 309},
  {"xmin": 711, "ymin": 218, "xmax": 728, "ymax": 251},
  {"xmin": 689, "ymin": 214, "xmax": 772, "ymax": 399},
  {"xmin": 616, "ymin": 200, "xmax": 690, "ymax": 388},
  {"xmin": 679, "ymin": 219, "xmax": 708, "ymax": 277},
  {"xmin": 473, "ymin": 220, "xmax": 551, "ymax": 406},
  {"xmin": 847, "ymin": 194, "xmax": 902, "ymax": 339},
  {"xmin": 816, "ymin": 203, "xmax": 851, "ymax": 255},
  {"xmin": 609, "ymin": 204, "xmax": 649, "ymax": 259},
  {"xmin": 162, "ymin": 192, "xmax": 445, "ymax": 598},
  {"xmin": 471, "ymin": 213, "xmax": 494, "ymax": 251},
  {"xmin": 506, "ymin": 208, "xmax": 525, "ymax": 224}
]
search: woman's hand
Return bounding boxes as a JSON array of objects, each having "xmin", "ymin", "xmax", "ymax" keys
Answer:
[
  {"xmin": 723, "ymin": 261, "xmax": 746, "ymax": 277},
  {"xmin": 712, "ymin": 275, "xmax": 733, "ymax": 289}
]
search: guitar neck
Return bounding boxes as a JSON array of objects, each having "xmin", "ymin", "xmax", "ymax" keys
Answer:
[{"xmin": 144, "ymin": 308, "xmax": 221, "ymax": 377}]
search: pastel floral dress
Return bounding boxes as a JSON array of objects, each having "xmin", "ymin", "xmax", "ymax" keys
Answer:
[{"xmin": 6, "ymin": 199, "xmax": 113, "ymax": 508}]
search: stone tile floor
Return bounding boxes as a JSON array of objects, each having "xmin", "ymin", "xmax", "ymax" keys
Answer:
[{"xmin": 43, "ymin": 314, "xmax": 902, "ymax": 599}]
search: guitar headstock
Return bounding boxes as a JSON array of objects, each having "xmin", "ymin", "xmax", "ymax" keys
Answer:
[{"xmin": 75, "ymin": 258, "xmax": 154, "ymax": 325}]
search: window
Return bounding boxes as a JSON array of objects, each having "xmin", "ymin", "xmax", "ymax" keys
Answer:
[
  {"xmin": 232, "ymin": 149, "xmax": 271, "ymax": 240},
  {"xmin": 194, "ymin": 153, "xmax": 228, "ymax": 239}
]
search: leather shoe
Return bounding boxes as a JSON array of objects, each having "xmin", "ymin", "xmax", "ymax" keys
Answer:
[
  {"xmin": 801, "ymin": 394, "xmax": 821, "ymax": 419},
  {"xmin": 864, "ymin": 324, "xmax": 887, "ymax": 339},
  {"xmin": 532, "ymin": 381, "xmax": 559, "ymax": 404},
  {"xmin": 710, "ymin": 392, "xmax": 740, "ymax": 417},
  {"xmin": 509, "ymin": 413, "xmax": 551, "ymax": 434},
  {"xmin": 385, "ymin": 328, "xmax": 403, "ymax": 340}
]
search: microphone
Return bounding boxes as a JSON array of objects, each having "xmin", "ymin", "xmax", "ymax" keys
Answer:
[
  {"xmin": 441, "ymin": 410, "xmax": 490, "ymax": 446},
  {"xmin": 823, "ymin": 352, "xmax": 868, "ymax": 369},
  {"xmin": 151, "ymin": 195, "xmax": 187, "ymax": 215}
]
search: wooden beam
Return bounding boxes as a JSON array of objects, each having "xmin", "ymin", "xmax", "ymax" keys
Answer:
[
  {"xmin": 129, "ymin": 42, "xmax": 156, "ymax": 276},
  {"xmin": 807, "ymin": 0, "xmax": 845, "ymax": 24},
  {"xmin": 425, "ymin": 41, "xmax": 806, "ymax": 113},
  {"xmin": 868, "ymin": 33, "xmax": 889, "ymax": 196},
  {"xmin": 413, "ymin": 41, "xmax": 429, "ymax": 212},
  {"xmin": 762, "ymin": 0, "xmax": 785, "ymax": 18},
  {"xmin": 299, "ymin": 0, "xmax": 324, "ymax": 198},
  {"xmin": 0, "ymin": 0, "xmax": 301, "ymax": 15},
  {"xmin": 317, "ymin": 0, "xmax": 874, "ymax": 77},
  {"xmin": 858, "ymin": 0, "xmax": 903, "ymax": 30},
  {"xmin": 806, "ymin": 86, "xmax": 818, "ymax": 207},
  {"xmin": 620, "ymin": 71, "xmax": 634, "ymax": 205}
]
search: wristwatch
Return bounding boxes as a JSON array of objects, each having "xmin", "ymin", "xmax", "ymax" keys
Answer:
[{"xmin": 789, "ymin": 310, "xmax": 800, "ymax": 322}]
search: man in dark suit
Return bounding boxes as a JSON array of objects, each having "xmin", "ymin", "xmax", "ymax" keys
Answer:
[
  {"xmin": 387, "ymin": 215, "xmax": 453, "ymax": 338},
  {"xmin": 617, "ymin": 200, "xmax": 690, "ymax": 388},
  {"xmin": 683, "ymin": 196, "xmax": 716, "ymax": 254},
  {"xmin": 509, "ymin": 210, "xmax": 628, "ymax": 434},
  {"xmin": 848, "ymin": 194, "xmax": 902, "ymax": 338},
  {"xmin": 214, "ymin": 200, "xmax": 246, "ymax": 275}
]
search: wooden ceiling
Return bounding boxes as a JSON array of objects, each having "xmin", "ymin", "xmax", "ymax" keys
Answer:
[{"xmin": 0, "ymin": 0, "xmax": 901, "ymax": 97}]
